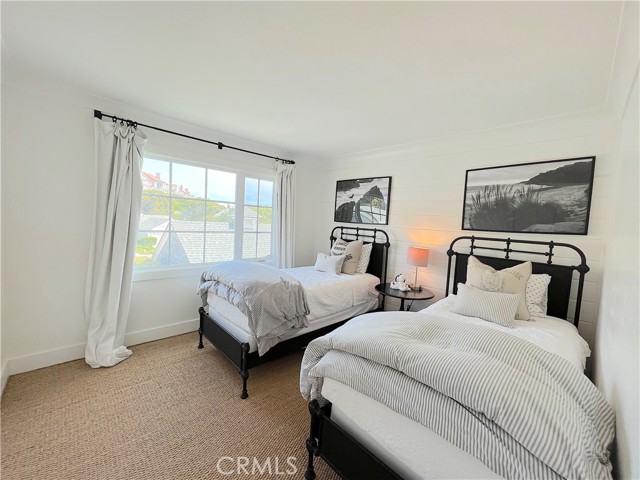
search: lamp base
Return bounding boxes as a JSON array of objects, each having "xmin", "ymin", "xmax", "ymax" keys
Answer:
[{"xmin": 410, "ymin": 285, "xmax": 422, "ymax": 292}]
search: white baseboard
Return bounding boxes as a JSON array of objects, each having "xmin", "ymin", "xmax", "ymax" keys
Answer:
[
  {"xmin": 2, "ymin": 318, "xmax": 199, "ymax": 387},
  {"xmin": 1, "ymin": 360, "xmax": 9, "ymax": 396},
  {"xmin": 124, "ymin": 318, "xmax": 199, "ymax": 348}
]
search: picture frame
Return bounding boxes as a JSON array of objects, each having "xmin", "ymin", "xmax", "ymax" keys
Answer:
[
  {"xmin": 462, "ymin": 156, "xmax": 596, "ymax": 235},
  {"xmin": 334, "ymin": 176, "xmax": 392, "ymax": 225}
]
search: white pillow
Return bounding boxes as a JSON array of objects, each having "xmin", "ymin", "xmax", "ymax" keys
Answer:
[
  {"xmin": 314, "ymin": 252, "xmax": 345, "ymax": 274},
  {"xmin": 526, "ymin": 274, "xmax": 551, "ymax": 318},
  {"xmin": 330, "ymin": 239, "xmax": 363, "ymax": 275},
  {"xmin": 466, "ymin": 256, "xmax": 532, "ymax": 321},
  {"xmin": 452, "ymin": 283, "xmax": 520, "ymax": 327},
  {"xmin": 356, "ymin": 243, "xmax": 373, "ymax": 274}
]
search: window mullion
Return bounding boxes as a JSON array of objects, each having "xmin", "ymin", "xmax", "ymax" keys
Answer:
[
  {"xmin": 168, "ymin": 162, "xmax": 173, "ymax": 266},
  {"xmin": 235, "ymin": 175, "xmax": 245, "ymax": 260},
  {"xmin": 255, "ymin": 181, "xmax": 261, "ymax": 258},
  {"xmin": 203, "ymin": 168, "xmax": 208, "ymax": 264}
]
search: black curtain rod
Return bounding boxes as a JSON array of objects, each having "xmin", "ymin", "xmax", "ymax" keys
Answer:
[{"xmin": 93, "ymin": 110, "xmax": 295, "ymax": 165}]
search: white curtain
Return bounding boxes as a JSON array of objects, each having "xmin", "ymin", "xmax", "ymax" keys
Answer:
[
  {"xmin": 84, "ymin": 119, "xmax": 148, "ymax": 368},
  {"xmin": 274, "ymin": 162, "xmax": 295, "ymax": 268}
]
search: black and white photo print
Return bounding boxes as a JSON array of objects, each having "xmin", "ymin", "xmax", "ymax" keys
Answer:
[
  {"xmin": 462, "ymin": 157, "xmax": 596, "ymax": 235},
  {"xmin": 334, "ymin": 176, "xmax": 392, "ymax": 225}
]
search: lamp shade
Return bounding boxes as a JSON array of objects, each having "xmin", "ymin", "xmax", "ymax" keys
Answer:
[{"xmin": 407, "ymin": 247, "xmax": 430, "ymax": 267}]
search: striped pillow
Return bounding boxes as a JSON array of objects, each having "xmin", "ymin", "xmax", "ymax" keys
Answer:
[
  {"xmin": 330, "ymin": 239, "xmax": 363, "ymax": 275},
  {"xmin": 452, "ymin": 283, "xmax": 520, "ymax": 327}
]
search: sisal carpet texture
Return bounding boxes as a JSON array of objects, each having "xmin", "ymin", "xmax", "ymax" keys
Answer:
[{"xmin": 1, "ymin": 333, "xmax": 340, "ymax": 480}]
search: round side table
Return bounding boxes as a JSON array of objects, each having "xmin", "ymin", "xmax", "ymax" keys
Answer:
[{"xmin": 375, "ymin": 283, "xmax": 435, "ymax": 311}]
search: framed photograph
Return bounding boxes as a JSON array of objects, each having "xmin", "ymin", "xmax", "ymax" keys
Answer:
[
  {"xmin": 334, "ymin": 176, "xmax": 392, "ymax": 225},
  {"xmin": 462, "ymin": 156, "xmax": 596, "ymax": 235}
]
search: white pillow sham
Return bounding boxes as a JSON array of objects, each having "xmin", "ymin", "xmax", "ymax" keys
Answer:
[
  {"xmin": 466, "ymin": 256, "xmax": 532, "ymax": 321},
  {"xmin": 314, "ymin": 252, "xmax": 345, "ymax": 274},
  {"xmin": 526, "ymin": 273, "xmax": 551, "ymax": 317},
  {"xmin": 452, "ymin": 283, "xmax": 520, "ymax": 327}
]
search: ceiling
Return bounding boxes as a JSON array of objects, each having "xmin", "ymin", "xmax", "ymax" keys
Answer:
[{"xmin": 1, "ymin": 2, "xmax": 624, "ymax": 158}]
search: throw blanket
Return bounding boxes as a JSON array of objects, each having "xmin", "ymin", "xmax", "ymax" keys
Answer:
[
  {"xmin": 199, "ymin": 261, "xmax": 310, "ymax": 355},
  {"xmin": 300, "ymin": 312, "xmax": 615, "ymax": 480}
]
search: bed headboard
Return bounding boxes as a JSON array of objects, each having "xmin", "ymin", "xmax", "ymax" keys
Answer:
[
  {"xmin": 330, "ymin": 226, "xmax": 390, "ymax": 283},
  {"xmin": 445, "ymin": 236, "xmax": 589, "ymax": 326}
]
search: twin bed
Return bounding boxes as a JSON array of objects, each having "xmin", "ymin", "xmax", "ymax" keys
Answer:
[
  {"xmin": 196, "ymin": 230, "xmax": 614, "ymax": 479},
  {"xmin": 301, "ymin": 236, "xmax": 615, "ymax": 480},
  {"xmin": 197, "ymin": 226, "xmax": 390, "ymax": 398}
]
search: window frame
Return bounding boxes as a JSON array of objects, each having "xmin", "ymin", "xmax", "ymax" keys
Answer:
[{"xmin": 134, "ymin": 152, "xmax": 276, "ymax": 282}]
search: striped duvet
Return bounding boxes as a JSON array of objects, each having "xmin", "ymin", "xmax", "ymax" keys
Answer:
[{"xmin": 300, "ymin": 311, "xmax": 614, "ymax": 479}]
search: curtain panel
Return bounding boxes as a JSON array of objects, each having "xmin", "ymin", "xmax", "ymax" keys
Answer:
[
  {"xmin": 274, "ymin": 162, "xmax": 295, "ymax": 268},
  {"xmin": 84, "ymin": 119, "xmax": 148, "ymax": 368}
]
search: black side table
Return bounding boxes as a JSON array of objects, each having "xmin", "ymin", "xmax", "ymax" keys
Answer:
[{"xmin": 375, "ymin": 283, "xmax": 435, "ymax": 311}]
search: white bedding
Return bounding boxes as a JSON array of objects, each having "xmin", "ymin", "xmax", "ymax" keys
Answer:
[
  {"xmin": 206, "ymin": 266, "xmax": 380, "ymax": 352},
  {"xmin": 422, "ymin": 294, "xmax": 591, "ymax": 371},
  {"xmin": 306, "ymin": 297, "xmax": 598, "ymax": 479},
  {"xmin": 285, "ymin": 267, "xmax": 379, "ymax": 320}
]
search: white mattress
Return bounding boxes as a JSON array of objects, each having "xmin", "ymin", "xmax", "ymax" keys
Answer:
[
  {"xmin": 206, "ymin": 267, "xmax": 380, "ymax": 352},
  {"xmin": 323, "ymin": 377, "xmax": 503, "ymax": 480}
]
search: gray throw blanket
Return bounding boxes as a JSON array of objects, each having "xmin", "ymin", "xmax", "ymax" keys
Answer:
[
  {"xmin": 199, "ymin": 261, "xmax": 309, "ymax": 355},
  {"xmin": 300, "ymin": 311, "xmax": 615, "ymax": 480}
]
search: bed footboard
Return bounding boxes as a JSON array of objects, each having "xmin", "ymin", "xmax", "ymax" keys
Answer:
[
  {"xmin": 305, "ymin": 400, "xmax": 401, "ymax": 480},
  {"xmin": 198, "ymin": 307, "xmax": 250, "ymax": 398},
  {"xmin": 198, "ymin": 307, "xmax": 354, "ymax": 399}
]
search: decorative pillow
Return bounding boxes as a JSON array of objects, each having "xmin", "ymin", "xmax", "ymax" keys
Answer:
[
  {"xmin": 526, "ymin": 273, "xmax": 551, "ymax": 318},
  {"xmin": 314, "ymin": 252, "xmax": 345, "ymax": 275},
  {"xmin": 466, "ymin": 256, "xmax": 532, "ymax": 320},
  {"xmin": 452, "ymin": 283, "xmax": 520, "ymax": 327},
  {"xmin": 355, "ymin": 243, "xmax": 373, "ymax": 274},
  {"xmin": 330, "ymin": 239, "xmax": 363, "ymax": 275}
]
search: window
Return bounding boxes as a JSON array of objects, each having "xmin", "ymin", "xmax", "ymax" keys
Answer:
[
  {"xmin": 243, "ymin": 178, "xmax": 273, "ymax": 259},
  {"xmin": 136, "ymin": 156, "xmax": 274, "ymax": 269}
]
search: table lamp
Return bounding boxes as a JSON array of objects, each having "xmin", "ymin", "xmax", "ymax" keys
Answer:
[{"xmin": 407, "ymin": 247, "xmax": 430, "ymax": 291}]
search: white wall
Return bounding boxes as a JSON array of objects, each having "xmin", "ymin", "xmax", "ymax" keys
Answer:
[
  {"xmin": 594, "ymin": 73, "xmax": 639, "ymax": 480},
  {"xmin": 593, "ymin": 4, "xmax": 640, "ymax": 478},
  {"xmin": 308, "ymin": 111, "xmax": 621, "ymax": 351},
  {"xmin": 0, "ymin": 77, "xmax": 4, "ymax": 392},
  {"xmin": 0, "ymin": 70, "xmax": 316, "ymax": 380}
]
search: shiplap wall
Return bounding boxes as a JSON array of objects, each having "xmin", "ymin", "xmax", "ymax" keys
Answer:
[{"xmin": 307, "ymin": 111, "xmax": 620, "ymax": 350}]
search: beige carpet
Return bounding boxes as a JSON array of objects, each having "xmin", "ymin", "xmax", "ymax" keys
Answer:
[{"xmin": 1, "ymin": 333, "xmax": 340, "ymax": 480}]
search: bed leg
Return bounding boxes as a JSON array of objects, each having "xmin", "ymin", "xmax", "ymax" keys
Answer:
[
  {"xmin": 240, "ymin": 343, "xmax": 250, "ymax": 399},
  {"xmin": 305, "ymin": 400, "xmax": 320, "ymax": 480},
  {"xmin": 197, "ymin": 307, "xmax": 205, "ymax": 349},
  {"xmin": 240, "ymin": 369, "xmax": 249, "ymax": 399}
]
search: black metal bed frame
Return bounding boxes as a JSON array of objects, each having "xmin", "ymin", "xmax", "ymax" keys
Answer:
[
  {"xmin": 304, "ymin": 235, "xmax": 590, "ymax": 479},
  {"xmin": 198, "ymin": 226, "xmax": 390, "ymax": 399},
  {"xmin": 445, "ymin": 236, "xmax": 589, "ymax": 325}
]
